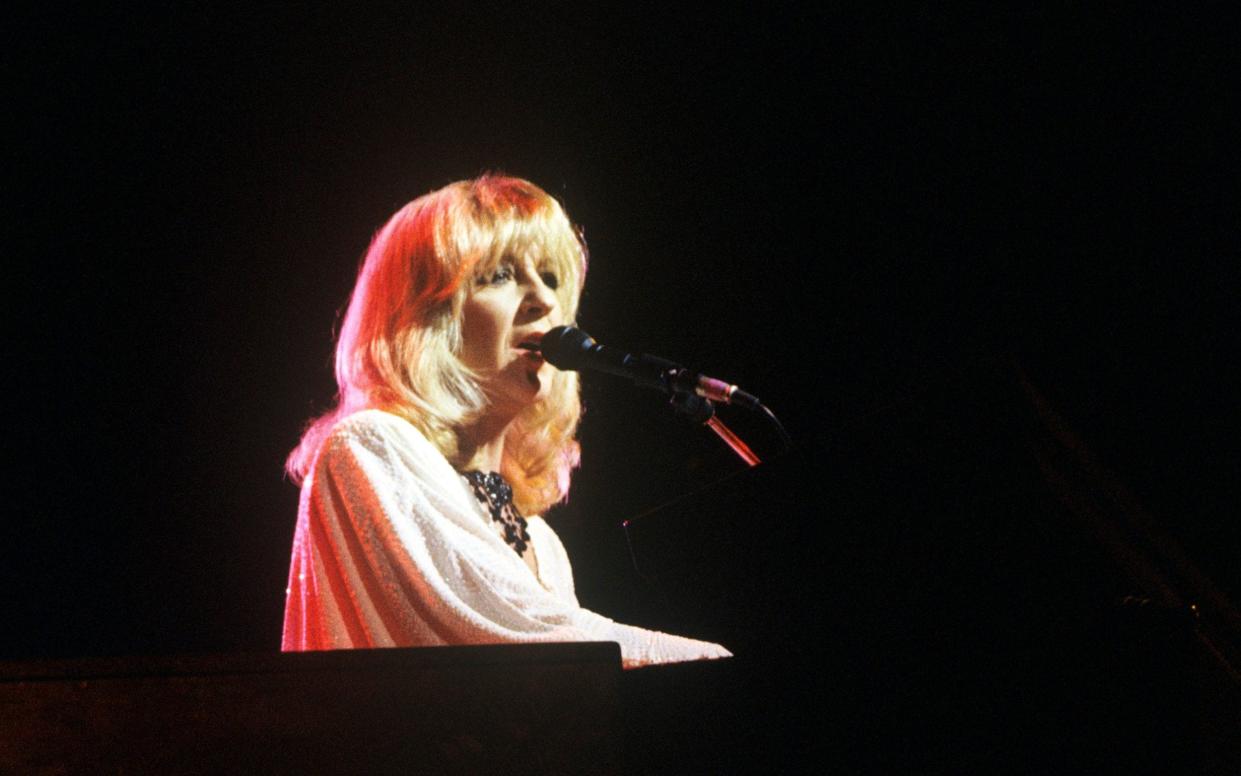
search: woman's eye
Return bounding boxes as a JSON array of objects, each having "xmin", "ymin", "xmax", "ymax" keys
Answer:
[
  {"xmin": 481, "ymin": 266, "xmax": 514, "ymax": 285},
  {"xmin": 540, "ymin": 272, "xmax": 560, "ymax": 290}
]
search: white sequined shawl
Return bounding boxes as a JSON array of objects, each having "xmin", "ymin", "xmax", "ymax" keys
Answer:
[{"xmin": 281, "ymin": 409, "xmax": 731, "ymax": 669}]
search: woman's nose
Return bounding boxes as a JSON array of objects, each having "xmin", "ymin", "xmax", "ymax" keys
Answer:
[{"xmin": 521, "ymin": 276, "xmax": 558, "ymax": 317}]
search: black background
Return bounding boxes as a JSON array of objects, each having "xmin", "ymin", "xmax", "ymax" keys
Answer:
[{"xmin": 3, "ymin": 6, "xmax": 1237, "ymax": 763}]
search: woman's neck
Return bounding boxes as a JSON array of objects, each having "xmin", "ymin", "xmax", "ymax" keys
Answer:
[{"xmin": 457, "ymin": 412, "xmax": 516, "ymax": 473}]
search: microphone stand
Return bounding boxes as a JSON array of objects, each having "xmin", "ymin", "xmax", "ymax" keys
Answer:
[
  {"xmin": 536, "ymin": 326, "xmax": 791, "ymax": 463},
  {"xmin": 706, "ymin": 416, "xmax": 761, "ymax": 467},
  {"xmin": 667, "ymin": 392, "xmax": 762, "ymax": 467}
]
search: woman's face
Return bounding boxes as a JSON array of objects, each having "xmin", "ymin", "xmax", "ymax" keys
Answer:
[{"xmin": 460, "ymin": 250, "xmax": 564, "ymax": 415}]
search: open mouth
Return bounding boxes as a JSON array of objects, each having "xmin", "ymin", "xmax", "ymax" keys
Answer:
[{"xmin": 516, "ymin": 340, "xmax": 545, "ymax": 366}]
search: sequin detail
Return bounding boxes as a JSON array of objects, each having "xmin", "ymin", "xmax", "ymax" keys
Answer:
[{"xmin": 461, "ymin": 470, "xmax": 531, "ymax": 556}]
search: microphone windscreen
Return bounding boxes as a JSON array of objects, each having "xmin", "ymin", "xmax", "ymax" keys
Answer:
[{"xmin": 539, "ymin": 326, "xmax": 596, "ymax": 370}]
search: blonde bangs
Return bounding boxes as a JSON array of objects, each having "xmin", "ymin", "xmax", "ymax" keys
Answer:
[{"xmin": 450, "ymin": 189, "xmax": 586, "ymax": 324}]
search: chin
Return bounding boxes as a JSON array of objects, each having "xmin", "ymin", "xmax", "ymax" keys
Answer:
[
  {"xmin": 526, "ymin": 370, "xmax": 552, "ymax": 403},
  {"xmin": 490, "ymin": 372, "xmax": 549, "ymax": 415}
]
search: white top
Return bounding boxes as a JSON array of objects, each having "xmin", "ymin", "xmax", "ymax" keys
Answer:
[{"xmin": 281, "ymin": 409, "xmax": 732, "ymax": 669}]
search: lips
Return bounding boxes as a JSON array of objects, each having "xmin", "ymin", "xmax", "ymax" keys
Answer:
[{"xmin": 514, "ymin": 331, "xmax": 547, "ymax": 354}]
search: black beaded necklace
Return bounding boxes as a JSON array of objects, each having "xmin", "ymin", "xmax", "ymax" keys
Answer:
[{"xmin": 461, "ymin": 470, "xmax": 531, "ymax": 556}]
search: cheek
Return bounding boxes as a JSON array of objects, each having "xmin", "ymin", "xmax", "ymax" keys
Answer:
[{"xmin": 460, "ymin": 296, "xmax": 509, "ymax": 367}]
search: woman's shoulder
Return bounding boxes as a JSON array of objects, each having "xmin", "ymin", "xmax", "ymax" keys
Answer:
[
  {"xmin": 332, "ymin": 408, "xmax": 418, "ymax": 437},
  {"xmin": 319, "ymin": 409, "xmax": 437, "ymax": 460}
]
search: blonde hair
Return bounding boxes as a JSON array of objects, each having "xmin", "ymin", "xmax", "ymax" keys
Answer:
[{"xmin": 287, "ymin": 174, "xmax": 588, "ymax": 514}]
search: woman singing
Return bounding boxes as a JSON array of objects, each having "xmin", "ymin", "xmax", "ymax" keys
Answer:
[{"xmin": 282, "ymin": 174, "xmax": 731, "ymax": 668}]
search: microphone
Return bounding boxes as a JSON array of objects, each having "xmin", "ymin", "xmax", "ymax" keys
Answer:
[{"xmin": 536, "ymin": 325, "xmax": 761, "ymax": 409}]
